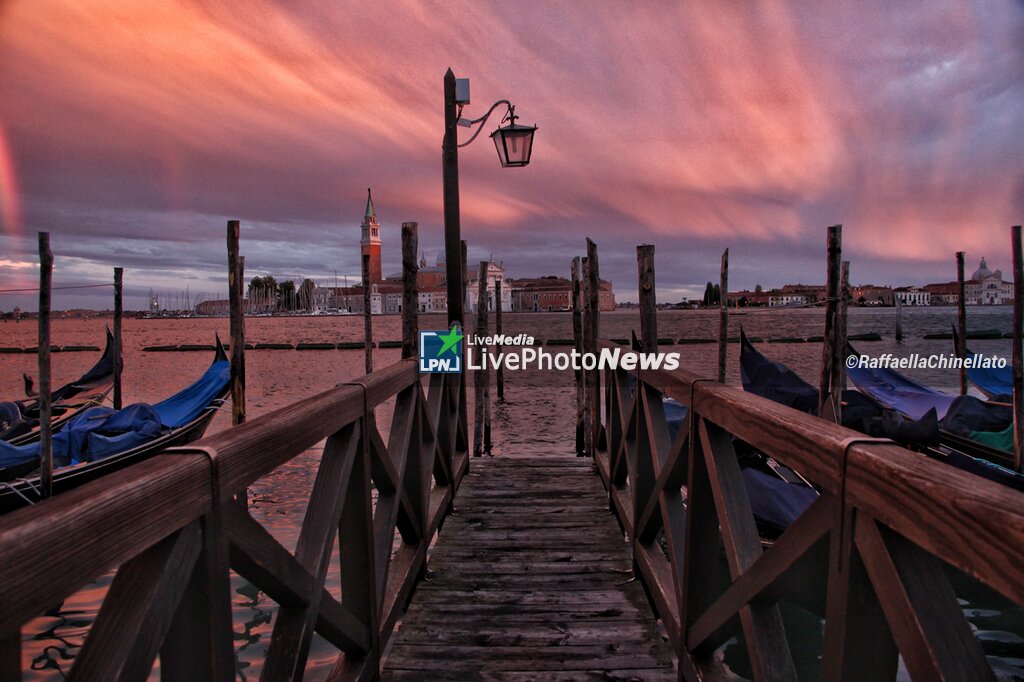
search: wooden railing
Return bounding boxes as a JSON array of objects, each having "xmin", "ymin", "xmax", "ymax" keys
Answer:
[
  {"xmin": 0, "ymin": 359, "xmax": 468, "ymax": 681},
  {"xmin": 591, "ymin": 339, "xmax": 1024, "ymax": 681}
]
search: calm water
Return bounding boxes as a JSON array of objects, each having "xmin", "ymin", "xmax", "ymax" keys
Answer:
[{"xmin": 2, "ymin": 307, "xmax": 1022, "ymax": 679}]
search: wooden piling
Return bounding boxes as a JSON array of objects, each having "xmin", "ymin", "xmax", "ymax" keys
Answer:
[
  {"xmin": 718, "ymin": 248, "xmax": 729, "ymax": 383},
  {"xmin": 460, "ymin": 240, "xmax": 468, "ymax": 329},
  {"xmin": 572, "ymin": 257, "xmax": 584, "ymax": 456},
  {"xmin": 586, "ymin": 239, "xmax": 601, "ymax": 455},
  {"xmin": 582, "ymin": 257, "xmax": 592, "ymax": 458},
  {"xmin": 227, "ymin": 221, "xmax": 246, "ymax": 427},
  {"xmin": 362, "ymin": 254, "xmax": 373, "ymax": 375},
  {"xmin": 401, "ymin": 222, "xmax": 419, "ymax": 360},
  {"xmin": 113, "ymin": 266, "xmax": 123, "ymax": 410},
  {"xmin": 495, "ymin": 277, "xmax": 505, "ymax": 402},
  {"xmin": 895, "ymin": 296, "xmax": 903, "ymax": 342},
  {"xmin": 957, "ymin": 251, "xmax": 967, "ymax": 395},
  {"xmin": 473, "ymin": 262, "xmax": 489, "ymax": 457},
  {"xmin": 818, "ymin": 225, "xmax": 842, "ymax": 421},
  {"xmin": 637, "ymin": 245, "xmax": 658, "ymax": 353},
  {"xmin": 1012, "ymin": 226, "xmax": 1023, "ymax": 472},
  {"xmin": 838, "ymin": 260, "xmax": 850, "ymax": 394},
  {"xmin": 38, "ymin": 232, "xmax": 53, "ymax": 498}
]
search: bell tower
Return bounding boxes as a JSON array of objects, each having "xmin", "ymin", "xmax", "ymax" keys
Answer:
[{"xmin": 360, "ymin": 188, "xmax": 382, "ymax": 285}]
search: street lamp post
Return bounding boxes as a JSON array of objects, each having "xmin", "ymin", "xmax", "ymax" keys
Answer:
[
  {"xmin": 441, "ymin": 67, "xmax": 536, "ymax": 329},
  {"xmin": 442, "ymin": 68, "xmax": 463, "ymax": 328}
]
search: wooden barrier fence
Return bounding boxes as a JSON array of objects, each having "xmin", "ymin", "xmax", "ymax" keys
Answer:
[
  {"xmin": 0, "ymin": 360, "xmax": 468, "ymax": 681},
  {"xmin": 590, "ymin": 338, "xmax": 1024, "ymax": 681}
]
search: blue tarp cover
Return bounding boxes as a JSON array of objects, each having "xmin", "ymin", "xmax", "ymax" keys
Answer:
[
  {"xmin": 845, "ymin": 362, "xmax": 956, "ymax": 421},
  {"xmin": 966, "ymin": 352, "xmax": 1013, "ymax": 401}
]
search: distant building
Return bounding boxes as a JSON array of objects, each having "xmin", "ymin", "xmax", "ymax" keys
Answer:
[
  {"xmin": 466, "ymin": 260, "xmax": 512, "ymax": 314},
  {"xmin": 510, "ymin": 276, "xmax": 615, "ymax": 312},
  {"xmin": 769, "ymin": 293, "xmax": 807, "ymax": 307},
  {"xmin": 923, "ymin": 282, "xmax": 959, "ymax": 306},
  {"xmin": 851, "ymin": 285, "xmax": 893, "ymax": 306},
  {"xmin": 894, "ymin": 286, "xmax": 930, "ymax": 306},
  {"xmin": 726, "ymin": 289, "xmax": 770, "ymax": 307},
  {"xmin": 965, "ymin": 257, "xmax": 1012, "ymax": 305}
]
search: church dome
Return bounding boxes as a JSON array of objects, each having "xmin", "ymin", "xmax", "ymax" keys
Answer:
[{"xmin": 972, "ymin": 258, "xmax": 993, "ymax": 281}]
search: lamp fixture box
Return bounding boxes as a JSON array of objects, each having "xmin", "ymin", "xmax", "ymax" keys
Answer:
[{"xmin": 455, "ymin": 78, "xmax": 471, "ymax": 105}]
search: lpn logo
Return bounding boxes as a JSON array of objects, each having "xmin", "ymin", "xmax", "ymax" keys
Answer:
[{"xmin": 419, "ymin": 325, "xmax": 463, "ymax": 373}]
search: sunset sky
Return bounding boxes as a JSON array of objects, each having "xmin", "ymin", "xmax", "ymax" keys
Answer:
[{"xmin": 0, "ymin": 1, "xmax": 1021, "ymax": 310}]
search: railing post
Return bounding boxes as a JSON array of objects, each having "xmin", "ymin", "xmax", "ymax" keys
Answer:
[
  {"xmin": 38, "ymin": 232, "xmax": 53, "ymax": 499},
  {"xmin": 637, "ymin": 244, "xmax": 658, "ymax": 353},
  {"xmin": 401, "ymin": 222, "xmax": 419, "ymax": 360},
  {"xmin": 113, "ymin": 266, "xmax": 123, "ymax": 410},
  {"xmin": 586, "ymin": 238, "xmax": 602, "ymax": 455},
  {"xmin": 572, "ymin": 257, "xmax": 585, "ymax": 455}
]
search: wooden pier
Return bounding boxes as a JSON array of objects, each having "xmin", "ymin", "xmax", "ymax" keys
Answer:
[
  {"xmin": 3, "ymin": 233, "xmax": 1024, "ymax": 680},
  {"xmin": 383, "ymin": 456, "xmax": 675, "ymax": 679}
]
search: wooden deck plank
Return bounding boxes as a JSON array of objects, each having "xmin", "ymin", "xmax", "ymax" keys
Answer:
[{"xmin": 381, "ymin": 457, "xmax": 676, "ymax": 680}]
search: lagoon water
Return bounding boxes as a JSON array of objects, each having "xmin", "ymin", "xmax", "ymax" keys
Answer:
[{"xmin": 2, "ymin": 307, "xmax": 1022, "ymax": 679}]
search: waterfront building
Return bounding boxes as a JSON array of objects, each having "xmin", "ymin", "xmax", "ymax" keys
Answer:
[
  {"xmin": 850, "ymin": 285, "xmax": 894, "ymax": 306},
  {"xmin": 726, "ymin": 289, "xmax": 770, "ymax": 307},
  {"xmin": 510, "ymin": 276, "xmax": 615, "ymax": 312},
  {"xmin": 893, "ymin": 286, "xmax": 930, "ymax": 306},
  {"xmin": 923, "ymin": 282, "xmax": 959, "ymax": 306},
  {"xmin": 965, "ymin": 257, "xmax": 1012, "ymax": 305}
]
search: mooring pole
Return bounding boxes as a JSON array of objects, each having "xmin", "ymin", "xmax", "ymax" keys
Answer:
[
  {"xmin": 895, "ymin": 296, "xmax": 903, "ymax": 342},
  {"xmin": 401, "ymin": 222, "xmax": 419, "ymax": 360},
  {"xmin": 227, "ymin": 221, "xmax": 246, "ymax": 427},
  {"xmin": 495, "ymin": 277, "xmax": 505, "ymax": 402},
  {"xmin": 38, "ymin": 232, "xmax": 53, "ymax": 498},
  {"xmin": 586, "ymin": 238, "xmax": 602, "ymax": 455},
  {"xmin": 837, "ymin": 260, "xmax": 850, "ymax": 398},
  {"xmin": 1012, "ymin": 226, "xmax": 1023, "ymax": 472},
  {"xmin": 637, "ymin": 245, "xmax": 658, "ymax": 353},
  {"xmin": 718, "ymin": 248, "xmax": 729, "ymax": 383},
  {"xmin": 572, "ymin": 257, "xmax": 585, "ymax": 456},
  {"xmin": 113, "ymin": 266, "xmax": 124, "ymax": 410},
  {"xmin": 818, "ymin": 224, "xmax": 842, "ymax": 421},
  {"xmin": 582, "ymin": 257, "xmax": 593, "ymax": 458},
  {"xmin": 957, "ymin": 251, "xmax": 968, "ymax": 395},
  {"xmin": 473, "ymin": 262, "xmax": 490, "ymax": 457},
  {"xmin": 363, "ymin": 254, "xmax": 373, "ymax": 375}
]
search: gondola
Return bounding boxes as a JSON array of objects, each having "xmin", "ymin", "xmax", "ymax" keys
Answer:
[
  {"xmin": 741, "ymin": 331, "xmax": 1024, "ymax": 491},
  {"xmin": 1, "ymin": 329, "xmax": 117, "ymax": 445},
  {"xmin": 0, "ymin": 337, "xmax": 230, "ymax": 513},
  {"xmin": 950, "ymin": 326, "xmax": 1014, "ymax": 400}
]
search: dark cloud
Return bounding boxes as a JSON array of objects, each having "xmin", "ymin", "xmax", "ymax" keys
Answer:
[{"xmin": 0, "ymin": 0, "xmax": 1021, "ymax": 312}]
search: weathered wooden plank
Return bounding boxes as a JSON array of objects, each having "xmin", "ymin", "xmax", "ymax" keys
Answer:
[
  {"xmin": 0, "ymin": 631, "xmax": 19, "ymax": 682},
  {"xmin": 261, "ymin": 422, "xmax": 361, "ymax": 680},
  {"xmin": 385, "ymin": 644, "xmax": 673, "ymax": 671},
  {"xmin": 855, "ymin": 517, "xmax": 994, "ymax": 681},
  {"xmin": 71, "ymin": 522, "xmax": 202, "ymax": 681},
  {"xmin": 384, "ymin": 670, "xmax": 675, "ymax": 682},
  {"xmin": 383, "ymin": 456, "xmax": 677, "ymax": 679},
  {"xmin": 161, "ymin": 513, "xmax": 234, "ymax": 682}
]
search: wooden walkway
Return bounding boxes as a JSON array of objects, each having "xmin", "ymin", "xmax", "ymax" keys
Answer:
[{"xmin": 382, "ymin": 456, "xmax": 677, "ymax": 680}]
